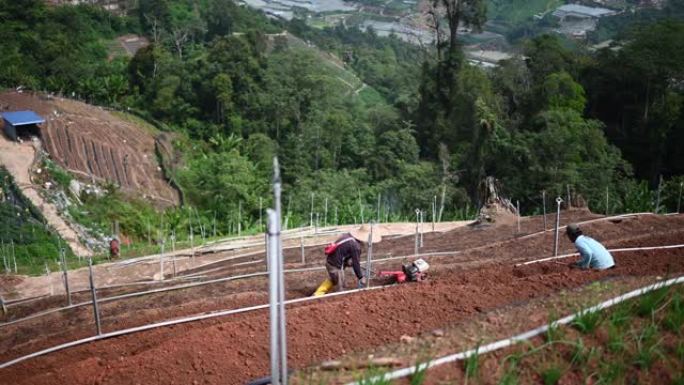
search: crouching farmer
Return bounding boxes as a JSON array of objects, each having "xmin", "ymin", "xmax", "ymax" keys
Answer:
[
  {"xmin": 566, "ymin": 223, "xmax": 615, "ymax": 270},
  {"xmin": 313, "ymin": 225, "xmax": 381, "ymax": 296}
]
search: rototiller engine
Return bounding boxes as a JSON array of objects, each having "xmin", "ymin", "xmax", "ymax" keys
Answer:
[{"xmin": 378, "ymin": 258, "xmax": 430, "ymax": 284}]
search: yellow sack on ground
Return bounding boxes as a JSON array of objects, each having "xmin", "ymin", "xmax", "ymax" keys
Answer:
[{"xmin": 313, "ymin": 278, "xmax": 334, "ymax": 296}]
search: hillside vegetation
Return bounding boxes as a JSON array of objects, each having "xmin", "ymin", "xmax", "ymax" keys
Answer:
[{"xmin": 0, "ymin": 0, "xmax": 682, "ymax": 263}]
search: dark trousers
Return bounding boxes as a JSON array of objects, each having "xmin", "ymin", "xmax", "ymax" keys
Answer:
[{"xmin": 326, "ymin": 261, "xmax": 345, "ymax": 291}]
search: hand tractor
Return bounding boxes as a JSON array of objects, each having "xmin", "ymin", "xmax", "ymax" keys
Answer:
[{"xmin": 378, "ymin": 258, "xmax": 430, "ymax": 284}]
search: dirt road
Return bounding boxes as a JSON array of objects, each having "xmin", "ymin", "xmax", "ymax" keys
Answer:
[{"xmin": 0, "ymin": 134, "xmax": 90, "ymax": 257}]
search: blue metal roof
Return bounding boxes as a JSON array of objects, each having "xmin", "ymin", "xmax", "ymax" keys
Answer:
[{"xmin": 1, "ymin": 110, "xmax": 45, "ymax": 126}]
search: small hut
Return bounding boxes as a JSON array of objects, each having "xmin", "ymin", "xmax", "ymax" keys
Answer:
[{"xmin": 1, "ymin": 110, "xmax": 45, "ymax": 141}]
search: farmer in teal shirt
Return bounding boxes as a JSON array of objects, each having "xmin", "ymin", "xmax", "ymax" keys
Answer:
[{"xmin": 566, "ymin": 223, "xmax": 616, "ymax": 270}]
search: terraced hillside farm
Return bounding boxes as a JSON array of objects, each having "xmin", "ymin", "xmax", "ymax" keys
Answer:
[
  {"xmin": 0, "ymin": 91, "xmax": 179, "ymax": 206},
  {"xmin": 1, "ymin": 210, "xmax": 683, "ymax": 384}
]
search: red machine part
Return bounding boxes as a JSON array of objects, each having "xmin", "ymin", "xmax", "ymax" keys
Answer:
[{"xmin": 378, "ymin": 271, "xmax": 407, "ymax": 283}]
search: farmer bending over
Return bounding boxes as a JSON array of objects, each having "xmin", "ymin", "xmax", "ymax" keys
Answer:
[
  {"xmin": 566, "ymin": 223, "xmax": 615, "ymax": 270},
  {"xmin": 313, "ymin": 225, "xmax": 381, "ymax": 296}
]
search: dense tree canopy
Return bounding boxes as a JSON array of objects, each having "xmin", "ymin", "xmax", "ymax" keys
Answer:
[{"xmin": 0, "ymin": 0, "xmax": 682, "ymax": 242}]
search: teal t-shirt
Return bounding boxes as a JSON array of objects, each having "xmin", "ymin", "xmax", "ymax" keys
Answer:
[{"xmin": 574, "ymin": 235, "xmax": 615, "ymax": 270}]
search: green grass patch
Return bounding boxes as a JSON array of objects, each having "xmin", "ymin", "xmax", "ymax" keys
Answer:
[
  {"xmin": 486, "ymin": 284, "xmax": 684, "ymax": 384},
  {"xmin": 110, "ymin": 110, "xmax": 161, "ymax": 135},
  {"xmin": 571, "ymin": 309, "xmax": 602, "ymax": 334},
  {"xmin": 409, "ymin": 359, "xmax": 430, "ymax": 385},
  {"xmin": 356, "ymin": 366, "xmax": 391, "ymax": 385},
  {"xmin": 539, "ymin": 364, "xmax": 563, "ymax": 385}
]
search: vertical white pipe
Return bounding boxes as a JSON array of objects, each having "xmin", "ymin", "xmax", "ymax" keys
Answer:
[
  {"xmin": 414, "ymin": 209, "xmax": 420, "ymax": 256},
  {"xmin": 11, "ymin": 240, "xmax": 17, "ymax": 273},
  {"xmin": 377, "ymin": 194, "xmax": 381, "ymax": 224},
  {"xmin": 300, "ymin": 236, "xmax": 305, "ymax": 265},
  {"xmin": 420, "ymin": 210, "xmax": 425, "ymax": 248},
  {"xmin": 259, "ymin": 197, "xmax": 263, "ymax": 231},
  {"xmin": 516, "ymin": 200, "xmax": 520, "ymax": 233},
  {"xmin": 159, "ymin": 241, "xmax": 165, "ymax": 281},
  {"xmin": 655, "ymin": 175, "xmax": 663, "ymax": 214},
  {"xmin": 554, "ymin": 197, "xmax": 563, "ymax": 257},
  {"xmin": 542, "ymin": 190, "xmax": 547, "ymax": 231},
  {"xmin": 366, "ymin": 223, "xmax": 373, "ymax": 288},
  {"xmin": 310, "ymin": 192, "xmax": 314, "ymax": 228},
  {"xmin": 88, "ymin": 258, "xmax": 101, "ymax": 335},
  {"xmin": 238, "ymin": 201, "xmax": 242, "ymax": 236},
  {"xmin": 432, "ymin": 195, "xmax": 436, "ymax": 231},
  {"xmin": 45, "ymin": 263, "xmax": 53, "ymax": 296},
  {"xmin": 2, "ymin": 241, "xmax": 7, "ymax": 274},
  {"xmin": 273, "ymin": 158, "xmax": 287, "ymax": 385},
  {"xmin": 266, "ymin": 209, "xmax": 279, "ymax": 385},
  {"xmin": 60, "ymin": 248, "xmax": 71, "ymax": 306}
]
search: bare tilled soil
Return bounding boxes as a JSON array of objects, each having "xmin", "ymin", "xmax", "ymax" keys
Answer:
[
  {"xmin": 0, "ymin": 91, "xmax": 178, "ymax": 205},
  {"xmin": 0, "ymin": 213, "xmax": 683, "ymax": 385},
  {"xmin": 0, "ymin": 210, "xmax": 598, "ymax": 322}
]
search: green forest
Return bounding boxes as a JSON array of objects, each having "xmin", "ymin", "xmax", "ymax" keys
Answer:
[{"xmin": 0, "ymin": 0, "xmax": 683, "ymax": 259}]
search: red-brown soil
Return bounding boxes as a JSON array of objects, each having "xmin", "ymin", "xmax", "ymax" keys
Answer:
[
  {"xmin": 0, "ymin": 91, "xmax": 178, "ymax": 205},
  {"xmin": 1, "ymin": 213, "xmax": 683, "ymax": 385}
]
